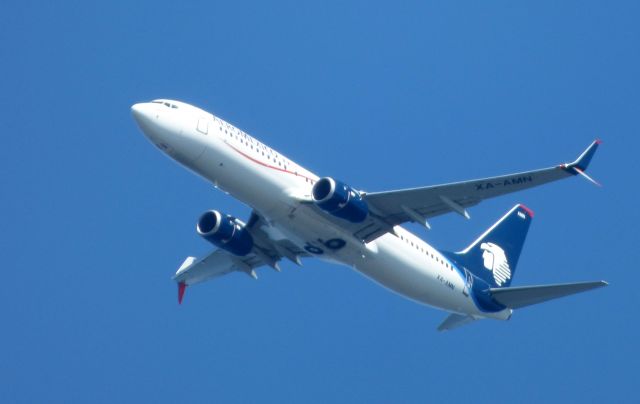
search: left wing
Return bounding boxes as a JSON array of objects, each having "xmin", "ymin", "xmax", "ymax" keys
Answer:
[
  {"xmin": 173, "ymin": 211, "xmax": 309, "ymax": 303},
  {"xmin": 361, "ymin": 140, "xmax": 601, "ymax": 234}
]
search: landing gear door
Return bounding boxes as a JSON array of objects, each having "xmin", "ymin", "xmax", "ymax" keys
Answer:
[{"xmin": 196, "ymin": 117, "xmax": 208, "ymax": 134}]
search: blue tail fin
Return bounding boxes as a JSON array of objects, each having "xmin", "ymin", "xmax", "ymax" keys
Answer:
[{"xmin": 452, "ymin": 204, "xmax": 533, "ymax": 288}]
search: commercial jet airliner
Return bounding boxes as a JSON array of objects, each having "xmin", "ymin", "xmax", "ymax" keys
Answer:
[{"xmin": 132, "ymin": 99, "xmax": 607, "ymax": 330}]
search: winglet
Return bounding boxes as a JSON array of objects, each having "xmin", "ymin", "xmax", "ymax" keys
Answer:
[
  {"xmin": 178, "ymin": 282, "xmax": 187, "ymax": 304},
  {"xmin": 560, "ymin": 139, "xmax": 602, "ymax": 186},
  {"xmin": 571, "ymin": 139, "xmax": 601, "ymax": 171},
  {"xmin": 573, "ymin": 167, "xmax": 602, "ymax": 187}
]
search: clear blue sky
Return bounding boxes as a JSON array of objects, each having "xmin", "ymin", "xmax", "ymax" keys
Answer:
[{"xmin": 2, "ymin": 1, "xmax": 638, "ymax": 403}]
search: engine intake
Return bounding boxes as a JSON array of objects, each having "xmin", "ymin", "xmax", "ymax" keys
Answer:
[
  {"xmin": 312, "ymin": 177, "xmax": 368, "ymax": 223},
  {"xmin": 196, "ymin": 210, "xmax": 254, "ymax": 256}
]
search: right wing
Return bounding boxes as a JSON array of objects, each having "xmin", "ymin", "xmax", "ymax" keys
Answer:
[
  {"xmin": 172, "ymin": 210, "xmax": 310, "ymax": 303},
  {"xmin": 173, "ymin": 249, "xmax": 259, "ymax": 287}
]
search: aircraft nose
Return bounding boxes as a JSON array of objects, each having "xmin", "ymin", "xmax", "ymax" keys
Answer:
[
  {"xmin": 131, "ymin": 102, "xmax": 160, "ymax": 141},
  {"xmin": 131, "ymin": 103, "xmax": 152, "ymax": 125},
  {"xmin": 131, "ymin": 103, "xmax": 142, "ymax": 117}
]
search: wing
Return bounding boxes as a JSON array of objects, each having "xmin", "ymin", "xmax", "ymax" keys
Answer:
[
  {"xmin": 362, "ymin": 140, "xmax": 601, "ymax": 232},
  {"xmin": 173, "ymin": 250, "xmax": 245, "ymax": 286},
  {"xmin": 172, "ymin": 210, "xmax": 310, "ymax": 302}
]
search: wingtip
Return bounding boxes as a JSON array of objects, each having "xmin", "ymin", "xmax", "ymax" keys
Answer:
[
  {"xmin": 178, "ymin": 282, "xmax": 187, "ymax": 304},
  {"xmin": 573, "ymin": 167, "xmax": 602, "ymax": 187},
  {"xmin": 565, "ymin": 139, "xmax": 602, "ymax": 173}
]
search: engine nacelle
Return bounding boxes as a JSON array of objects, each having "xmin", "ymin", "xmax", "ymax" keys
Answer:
[
  {"xmin": 196, "ymin": 210, "xmax": 254, "ymax": 256},
  {"xmin": 311, "ymin": 177, "xmax": 368, "ymax": 223}
]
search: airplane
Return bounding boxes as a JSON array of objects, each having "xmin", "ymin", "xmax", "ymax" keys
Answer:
[{"xmin": 131, "ymin": 99, "xmax": 607, "ymax": 330}]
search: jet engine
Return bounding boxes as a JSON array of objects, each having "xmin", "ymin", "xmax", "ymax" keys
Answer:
[
  {"xmin": 311, "ymin": 177, "xmax": 368, "ymax": 223},
  {"xmin": 196, "ymin": 210, "xmax": 254, "ymax": 256}
]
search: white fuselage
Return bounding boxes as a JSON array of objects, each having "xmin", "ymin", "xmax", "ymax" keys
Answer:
[{"xmin": 132, "ymin": 100, "xmax": 511, "ymax": 321}]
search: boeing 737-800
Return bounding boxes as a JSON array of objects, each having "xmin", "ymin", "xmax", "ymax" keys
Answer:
[{"xmin": 131, "ymin": 99, "xmax": 606, "ymax": 330}]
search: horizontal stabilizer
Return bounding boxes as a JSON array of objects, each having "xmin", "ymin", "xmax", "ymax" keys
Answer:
[
  {"xmin": 437, "ymin": 313, "xmax": 477, "ymax": 331},
  {"xmin": 489, "ymin": 281, "xmax": 608, "ymax": 309}
]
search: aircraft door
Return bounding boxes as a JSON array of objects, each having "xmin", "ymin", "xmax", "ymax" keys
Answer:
[{"xmin": 196, "ymin": 117, "xmax": 208, "ymax": 134}]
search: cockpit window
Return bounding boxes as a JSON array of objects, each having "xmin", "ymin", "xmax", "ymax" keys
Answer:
[{"xmin": 151, "ymin": 100, "xmax": 179, "ymax": 109}]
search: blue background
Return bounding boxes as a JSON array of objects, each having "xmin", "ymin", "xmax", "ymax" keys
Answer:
[{"xmin": 2, "ymin": 1, "xmax": 638, "ymax": 403}]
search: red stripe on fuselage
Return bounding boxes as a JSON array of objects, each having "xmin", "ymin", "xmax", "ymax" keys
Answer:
[{"xmin": 225, "ymin": 141, "xmax": 317, "ymax": 183}]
